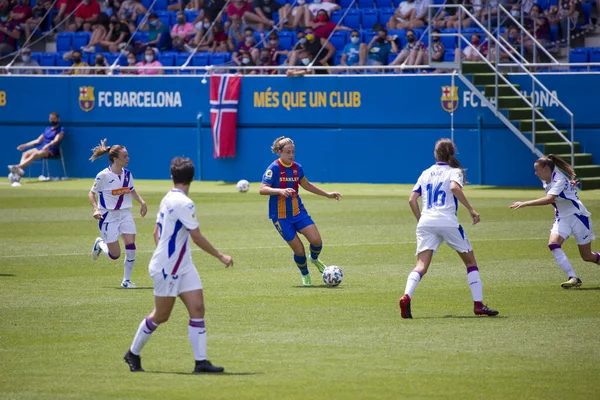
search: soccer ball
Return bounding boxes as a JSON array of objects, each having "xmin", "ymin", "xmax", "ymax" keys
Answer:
[
  {"xmin": 322, "ymin": 265, "xmax": 344, "ymax": 287},
  {"xmin": 236, "ymin": 179, "xmax": 250, "ymax": 193}
]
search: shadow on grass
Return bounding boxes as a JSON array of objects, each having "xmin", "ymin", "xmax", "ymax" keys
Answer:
[
  {"xmin": 411, "ymin": 315, "xmax": 509, "ymax": 319},
  {"xmin": 574, "ymin": 287, "xmax": 600, "ymax": 291},
  {"xmin": 0, "ymin": 274, "xmax": 16, "ymax": 277},
  {"xmin": 292, "ymin": 285, "xmax": 344, "ymax": 290},
  {"xmin": 144, "ymin": 371, "xmax": 263, "ymax": 376},
  {"xmin": 106, "ymin": 287, "xmax": 154, "ymax": 290}
]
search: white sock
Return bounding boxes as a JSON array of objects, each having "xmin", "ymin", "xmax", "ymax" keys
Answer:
[
  {"xmin": 98, "ymin": 240, "xmax": 109, "ymax": 256},
  {"xmin": 130, "ymin": 317, "xmax": 159, "ymax": 355},
  {"xmin": 124, "ymin": 245, "xmax": 136, "ymax": 281},
  {"xmin": 404, "ymin": 271, "xmax": 421, "ymax": 299},
  {"xmin": 188, "ymin": 319, "xmax": 207, "ymax": 361},
  {"xmin": 466, "ymin": 266, "xmax": 483, "ymax": 302},
  {"xmin": 550, "ymin": 246, "xmax": 577, "ymax": 277}
]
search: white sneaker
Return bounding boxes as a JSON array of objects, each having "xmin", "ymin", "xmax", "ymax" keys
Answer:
[
  {"xmin": 91, "ymin": 237, "xmax": 103, "ymax": 260},
  {"xmin": 9, "ymin": 165, "xmax": 24, "ymax": 176},
  {"xmin": 121, "ymin": 280, "xmax": 136, "ymax": 288},
  {"xmin": 11, "ymin": 182, "xmax": 22, "ymax": 187}
]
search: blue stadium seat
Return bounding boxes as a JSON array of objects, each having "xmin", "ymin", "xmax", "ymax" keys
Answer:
[
  {"xmin": 334, "ymin": 52, "xmax": 343, "ymax": 65},
  {"xmin": 375, "ymin": 0, "xmax": 393, "ymax": 8},
  {"xmin": 361, "ymin": 9, "xmax": 379, "ymax": 30},
  {"xmin": 155, "ymin": 11, "xmax": 171, "ymax": 28},
  {"xmin": 569, "ymin": 48, "xmax": 589, "ymax": 64},
  {"xmin": 580, "ymin": 1, "xmax": 592, "ymax": 25},
  {"xmin": 329, "ymin": 31, "xmax": 348, "ymax": 51},
  {"xmin": 590, "ymin": 48, "xmax": 600, "ymax": 63},
  {"xmin": 30, "ymin": 52, "xmax": 41, "ymax": 64},
  {"xmin": 210, "ymin": 52, "xmax": 230, "ymax": 65},
  {"xmin": 332, "ymin": 9, "xmax": 361, "ymax": 30},
  {"xmin": 72, "ymin": 32, "xmax": 91, "ymax": 50},
  {"xmin": 81, "ymin": 53, "xmax": 92, "ymax": 65},
  {"xmin": 176, "ymin": 52, "xmax": 193, "ymax": 74},
  {"xmin": 278, "ymin": 31, "xmax": 294, "ymax": 50},
  {"xmin": 39, "ymin": 52, "xmax": 57, "ymax": 67},
  {"xmin": 133, "ymin": 32, "xmax": 149, "ymax": 43},
  {"xmin": 158, "ymin": 52, "xmax": 175, "ymax": 66},
  {"xmin": 378, "ymin": 8, "xmax": 394, "ymax": 25},
  {"xmin": 387, "ymin": 52, "xmax": 396, "ymax": 65},
  {"xmin": 56, "ymin": 33, "xmax": 73, "ymax": 52},
  {"xmin": 56, "ymin": 52, "xmax": 72, "ymax": 68},
  {"xmin": 357, "ymin": 0, "xmax": 374, "ymax": 8},
  {"xmin": 443, "ymin": 49, "xmax": 455, "ymax": 62},
  {"xmin": 142, "ymin": 0, "xmax": 152, "ymax": 10},
  {"xmin": 192, "ymin": 52, "xmax": 210, "ymax": 66},
  {"xmin": 339, "ymin": 0, "xmax": 356, "ymax": 9},
  {"xmin": 103, "ymin": 52, "xmax": 121, "ymax": 66},
  {"xmin": 185, "ymin": 10, "xmax": 200, "ymax": 23},
  {"xmin": 153, "ymin": 0, "xmax": 168, "ymax": 10},
  {"xmin": 389, "ymin": 29, "xmax": 406, "ymax": 47},
  {"xmin": 362, "ymin": 30, "xmax": 377, "ymax": 44}
]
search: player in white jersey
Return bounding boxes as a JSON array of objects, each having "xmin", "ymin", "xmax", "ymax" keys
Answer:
[
  {"xmin": 87, "ymin": 139, "xmax": 147, "ymax": 289},
  {"xmin": 510, "ymin": 155, "xmax": 600, "ymax": 288},
  {"xmin": 399, "ymin": 139, "xmax": 499, "ymax": 319},
  {"xmin": 123, "ymin": 157, "xmax": 233, "ymax": 374}
]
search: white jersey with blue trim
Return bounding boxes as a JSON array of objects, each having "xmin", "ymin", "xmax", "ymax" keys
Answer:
[
  {"xmin": 149, "ymin": 189, "xmax": 200, "ymax": 277},
  {"xmin": 91, "ymin": 167, "xmax": 135, "ymax": 211},
  {"xmin": 544, "ymin": 168, "xmax": 590, "ymax": 217},
  {"xmin": 412, "ymin": 163, "xmax": 464, "ymax": 228}
]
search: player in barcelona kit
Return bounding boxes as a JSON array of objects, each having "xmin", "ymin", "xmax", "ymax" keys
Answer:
[
  {"xmin": 510, "ymin": 155, "xmax": 600, "ymax": 288},
  {"xmin": 259, "ymin": 136, "xmax": 342, "ymax": 286},
  {"xmin": 399, "ymin": 138, "xmax": 499, "ymax": 319},
  {"xmin": 123, "ymin": 157, "xmax": 233, "ymax": 374},
  {"xmin": 88, "ymin": 139, "xmax": 147, "ymax": 288}
]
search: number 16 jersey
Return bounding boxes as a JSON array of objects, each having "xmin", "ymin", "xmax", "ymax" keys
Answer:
[{"xmin": 412, "ymin": 162, "xmax": 464, "ymax": 228}]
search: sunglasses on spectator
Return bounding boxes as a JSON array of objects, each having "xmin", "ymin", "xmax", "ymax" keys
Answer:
[{"xmin": 351, "ymin": 35, "xmax": 359, "ymax": 38}]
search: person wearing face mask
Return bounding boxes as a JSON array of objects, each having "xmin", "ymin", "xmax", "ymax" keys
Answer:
[
  {"xmin": 209, "ymin": 22, "xmax": 231, "ymax": 52},
  {"xmin": 93, "ymin": 54, "xmax": 110, "ymax": 75},
  {"xmin": 288, "ymin": 27, "xmax": 336, "ymax": 74},
  {"xmin": 460, "ymin": 33, "xmax": 489, "ymax": 62},
  {"xmin": 0, "ymin": 9, "xmax": 21, "ymax": 54},
  {"xmin": 136, "ymin": 48, "xmax": 164, "ymax": 75},
  {"xmin": 526, "ymin": 4, "xmax": 549, "ymax": 46},
  {"xmin": 64, "ymin": 50, "xmax": 91, "ymax": 75},
  {"xmin": 340, "ymin": 30, "xmax": 367, "ymax": 71},
  {"xmin": 428, "ymin": 28, "xmax": 445, "ymax": 63},
  {"xmin": 307, "ymin": 0, "xmax": 340, "ymax": 21},
  {"xmin": 237, "ymin": 49, "xmax": 258, "ymax": 74},
  {"xmin": 81, "ymin": 12, "xmax": 111, "ymax": 53},
  {"xmin": 309, "ymin": 9, "xmax": 350, "ymax": 39},
  {"xmin": 227, "ymin": 13, "xmax": 248, "ymax": 46},
  {"xmin": 120, "ymin": 53, "xmax": 139, "ymax": 75},
  {"xmin": 171, "ymin": 11, "xmax": 195, "ymax": 49},
  {"xmin": 387, "ymin": 0, "xmax": 416, "ymax": 30},
  {"xmin": 367, "ymin": 28, "xmax": 398, "ymax": 70},
  {"xmin": 8, "ymin": 112, "xmax": 66, "ymax": 179},
  {"xmin": 226, "ymin": 0, "xmax": 252, "ymax": 27},
  {"xmin": 233, "ymin": 27, "xmax": 259, "ymax": 65},
  {"xmin": 74, "ymin": 0, "xmax": 101, "ymax": 32},
  {"xmin": 258, "ymin": 47, "xmax": 278, "ymax": 74},
  {"xmin": 13, "ymin": 47, "xmax": 42, "ymax": 75},
  {"xmin": 100, "ymin": 17, "xmax": 131, "ymax": 52},
  {"xmin": 140, "ymin": 13, "xmax": 172, "ymax": 52}
]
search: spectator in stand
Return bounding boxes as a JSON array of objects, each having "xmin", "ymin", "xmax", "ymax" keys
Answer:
[
  {"xmin": 188, "ymin": 17, "xmax": 213, "ymax": 52},
  {"xmin": 227, "ymin": 13, "xmax": 248, "ymax": 46},
  {"xmin": 286, "ymin": 49, "xmax": 314, "ymax": 76},
  {"xmin": 267, "ymin": 31, "xmax": 290, "ymax": 64},
  {"xmin": 64, "ymin": 49, "xmax": 90, "ymax": 74},
  {"xmin": 453, "ymin": 0, "xmax": 483, "ymax": 30},
  {"xmin": 140, "ymin": 13, "xmax": 172, "ymax": 52},
  {"xmin": 253, "ymin": 0, "xmax": 289, "ymax": 31},
  {"xmin": 118, "ymin": 0, "xmax": 147, "ymax": 34},
  {"xmin": 308, "ymin": 8, "xmax": 351, "ymax": 39},
  {"xmin": 0, "ymin": 8, "xmax": 22, "ymax": 54},
  {"xmin": 258, "ymin": 47, "xmax": 278, "ymax": 74},
  {"xmin": 92, "ymin": 53, "xmax": 110, "ymax": 75},
  {"xmin": 199, "ymin": 0, "xmax": 226, "ymax": 23},
  {"xmin": 54, "ymin": 0, "xmax": 74, "ymax": 29},
  {"xmin": 24, "ymin": 0, "xmax": 51, "ymax": 41},
  {"xmin": 236, "ymin": 48, "xmax": 257, "ymax": 74},
  {"xmin": 233, "ymin": 27, "xmax": 259, "ymax": 63},
  {"xmin": 526, "ymin": 4, "xmax": 550, "ymax": 48},
  {"xmin": 288, "ymin": 27, "xmax": 335, "ymax": 74},
  {"xmin": 209, "ymin": 22, "xmax": 231, "ymax": 52},
  {"xmin": 171, "ymin": 11, "xmax": 195, "ymax": 50},
  {"xmin": 81, "ymin": 13, "xmax": 110, "ymax": 52},
  {"xmin": 340, "ymin": 30, "xmax": 366, "ymax": 72},
  {"xmin": 11, "ymin": 0, "xmax": 32, "ymax": 28},
  {"xmin": 306, "ymin": 0, "xmax": 340, "ymax": 21},
  {"xmin": 99, "ymin": 15, "xmax": 130, "ymax": 52},
  {"xmin": 429, "ymin": 28, "xmax": 444, "ymax": 62},
  {"xmin": 286, "ymin": 0, "xmax": 310, "ymax": 30},
  {"xmin": 120, "ymin": 52, "xmax": 139, "ymax": 74},
  {"xmin": 72, "ymin": 0, "xmax": 101, "ymax": 32},
  {"xmin": 168, "ymin": 0, "xmax": 201, "ymax": 12},
  {"xmin": 457, "ymin": 33, "xmax": 489, "ymax": 61},
  {"xmin": 387, "ymin": 0, "xmax": 417, "ymax": 30},
  {"xmin": 431, "ymin": 0, "xmax": 460, "ymax": 29},
  {"xmin": 408, "ymin": 0, "xmax": 431, "ymax": 29},
  {"xmin": 226, "ymin": 0, "xmax": 252, "ymax": 29},
  {"xmin": 137, "ymin": 48, "xmax": 164, "ymax": 75},
  {"xmin": 12, "ymin": 47, "xmax": 42, "ymax": 75},
  {"xmin": 366, "ymin": 28, "xmax": 398, "ymax": 70}
]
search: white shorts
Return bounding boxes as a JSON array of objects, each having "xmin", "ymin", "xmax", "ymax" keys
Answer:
[
  {"xmin": 416, "ymin": 225, "xmax": 473, "ymax": 255},
  {"xmin": 551, "ymin": 213, "xmax": 595, "ymax": 245},
  {"xmin": 98, "ymin": 209, "xmax": 137, "ymax": 244},
  {"xmin": 151, "ymin": 266, "xmax": 203, "ymax": 297}
]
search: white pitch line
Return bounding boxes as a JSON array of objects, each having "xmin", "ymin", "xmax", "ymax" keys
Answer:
[{"xmin": 0, "ymin": 237, "xmax": 546, "ymax": 259}]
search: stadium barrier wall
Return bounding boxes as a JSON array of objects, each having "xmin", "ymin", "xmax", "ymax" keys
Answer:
[{"xmin": 1, "ymin": 74, "xmax": 599, "ymax": 186}]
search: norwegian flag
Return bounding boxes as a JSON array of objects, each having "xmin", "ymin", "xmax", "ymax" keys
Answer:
[{"xmin": 210, "ymin": 74, "xmax": 241, "ymax": 158}]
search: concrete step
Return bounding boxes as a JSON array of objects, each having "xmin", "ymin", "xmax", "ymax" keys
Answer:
[
  {"xmin": 575, "ymin": 165, "xmax": 600, "ymax": 178},
  {"xmin": 462, "ymin": 62, "xmax": 496, "ymax": 74},
  {"xmin": 524, "ymin": 131, "xmax": 569, "ymax": 143},
  {"xmin": 580, "ymin": 177, "xmax": 600, "ymax": 191},
  {"xmin": 541, "ymin": 142, "xmax": 581, "ymax": 154},
  {"xmin": 516, "ymin": 119, "xmax": 557, "ymax": 132},
  {"xmin": 508, "ymin": 107, "xmax": 544, "ymax": 120},
  {"xmin": 555, "ymin": 153, "xmax": 594, "ymax": 165},
  {"xmin": 497, "ymin": 96, "xmax": 533, "ymax": 109},
  {"xmin": 484, "ymin": 85, "xmax": 522, "ymax": 97},
  {"xmin": 472, "ymin": 73, "xmax": 509, "ymax": 86}
]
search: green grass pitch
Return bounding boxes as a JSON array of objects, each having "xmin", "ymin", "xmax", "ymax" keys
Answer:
[{"xmin": 1, "ymin": 179, "xmax": 599, "ymax": 400}]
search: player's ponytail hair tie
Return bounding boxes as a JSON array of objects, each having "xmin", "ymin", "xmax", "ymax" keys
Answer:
[
  {"xmin": 271, "ymin": 136, "xmax": 294, "ymax": 154},
  {"xmin": 89, "ymin": 138, "xmax": 124, "ymax": 163},
  {"xmin": 537, "ymin": 154, "xmax": 576, "ymax": 179}
]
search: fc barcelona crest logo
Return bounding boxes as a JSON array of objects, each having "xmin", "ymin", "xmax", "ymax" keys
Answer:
[
  {"xmin": 441, "ymin": 85, "xmax": 459, "ymax": 113},
  {"xmin": 79, "ymin": 86, "xmax": 95, "ymax": 112}
]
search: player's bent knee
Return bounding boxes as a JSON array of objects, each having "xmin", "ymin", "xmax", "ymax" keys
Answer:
[
  {"xmin": 548, "ymin": 243, "xmax": 561, "ymax": 251},
  {"xmin": 108, "ymin": 252, "xmax": 121, "ymax": 260}
]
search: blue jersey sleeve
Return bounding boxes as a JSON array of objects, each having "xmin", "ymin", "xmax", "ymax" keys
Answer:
[
  {"xmin": 262, "ymin": 163, "xmax": 279, "ymax": 185},
  {"xmin": 297, "ymin": 163, "xmax": 306, "ymax": 183}
]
